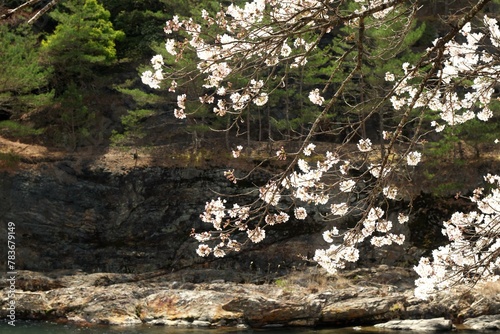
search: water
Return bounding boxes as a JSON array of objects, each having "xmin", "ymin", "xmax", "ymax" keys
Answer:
[
  {"xmin": 0, "ymin": 321, "xmax": 357, "ymax": 334},
  {"xmin": 0, "ymin": 321, "xmax": 345, "ymax": 334},
  {"xmin": 0, "ymin": 321, "xmax": 485, "ymax": 334}
]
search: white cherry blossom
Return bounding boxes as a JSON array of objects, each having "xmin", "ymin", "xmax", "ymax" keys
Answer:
[
  {"xmin": 308, "ymin": 88, "xmax": 325, "ymax": 106},
  {"xmin": 357, "ymin": 138, "xmax": 372, "ymax": 152},
  {"xmin": 294, "ymin": 207, "xmax": 308, "ymax": 220},
  {"xmin": 406, "ymin": 151, "xmax": 421, "ymax": 166}
]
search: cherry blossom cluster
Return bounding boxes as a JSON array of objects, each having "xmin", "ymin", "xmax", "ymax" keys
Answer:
[
  {"xmin": 414, "ymin": 173, "xmax": 500, "ymax": 300},
  {"xmin": 388, "ymin": 18, "xmax": 500, "ymax": 132},
  {"xmin": 315, "ymin": 207, "xmax": 407, "ymax": 274},
  {"xmin": 142, "ymin": 0, "xmax": 403, "ymax": 119},
  {"xmin": 392, "ymin": 12, "xmax": 500, "ymax": 298},
  {"xmin": 146, "ymin": 0, "xmax": 418, "ymax": 267},
  {"xmin": 141, "ymin": 55, "xmax": 164, "ymax": 89},
  {"xmin": 193, "ymin": 138, "xmax": 409, "ymax": 263}
]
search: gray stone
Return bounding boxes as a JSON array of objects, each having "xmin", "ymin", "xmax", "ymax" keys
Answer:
[
  {"xmin": 464, "ymin": 314, "xmax": 500, "ymax": 330},
  {"xmin": 320, "ymin": 290, "xmax": 406, "ymax": 325},
  {"xmin": 0, "ymin": 166, "xmax": 326, "ymax": 275},
  {"xmin": 0, "ymin": 153, "xmax": 495, "ymax": 329},
  {"xmin": 192, "ymin": 320, "xmax": 211, "ymax": 327},
  {"xmin": 374, "ymin": 318, "xmax": 453, "ymax": 331}
]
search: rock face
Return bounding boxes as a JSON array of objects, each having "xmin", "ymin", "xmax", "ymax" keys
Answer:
[
  {"xmin": 0, "ymin": 157, "xmax": 498, "ymax": 329},
  {"xmin": 0, "ymin": 162, "xmax": 415, "ymax": 275},
  {"xmin": 1, "ymin": 269, "xmax": 499, "ymax": 328},
  {"xmin": 0, "ymin": 164, "xmax": 322, "ymax": 274}
]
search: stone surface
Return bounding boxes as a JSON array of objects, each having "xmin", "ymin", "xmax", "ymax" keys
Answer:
[
  {"xmin": 0, "ymin": 165, "xmax": 329, "ymax": 274},
  {"xmin": 374, "ymin": 318, "xmax": 453, "ymax": 331},
  {"xmin": 0, "ymin": 162, "xmax": 417, "ymax": 276},
  {"xmin": 320, "ymin": 291, "xmax": 406, "ymax": 326},
  {"xmin": 1, "ymin": 269, "xmax": 499, "ymax": 328},
  {"xmin": 463, "ymin": 314, "xmax": 500, "ymax": 330},
  {"xmin": 0, "ymin": 151, "xmax": 498, "ymax": 329}
]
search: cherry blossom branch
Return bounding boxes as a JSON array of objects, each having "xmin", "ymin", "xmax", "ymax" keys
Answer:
[{"xmin": 142, "ymin": 0, "xmax": 499, "ymax": 295}]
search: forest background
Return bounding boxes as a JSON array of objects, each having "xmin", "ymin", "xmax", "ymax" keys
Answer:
[{"xmin": 0, "ymin": 0, "xmax": 499, "ymax": 197}]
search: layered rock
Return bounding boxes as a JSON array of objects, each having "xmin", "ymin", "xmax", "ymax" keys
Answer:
[
  {"xmin": 0, "ymin": 160, "xmax": 420, "ymax": 276},
  {"xmin": 0, "ymin": 163, "xmax": 330, "ymax": 274},
  {"xmin": 0, "ymin": 153, "xmax": 498, "ymax": 329},
  {"xmin": 1, "ymin": 268, "xmax": 499, "ymax": 328}
]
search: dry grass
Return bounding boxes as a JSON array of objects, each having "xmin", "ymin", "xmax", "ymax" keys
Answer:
[
  {"xmin": 475, "ymin": 280, "xmax": 500, "ymax": 298},
  {"xmin": 276, "ymin": 267, "xmax": 355, "ymax": 293}
]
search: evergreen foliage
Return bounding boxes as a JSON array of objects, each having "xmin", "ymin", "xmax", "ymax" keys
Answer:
[
  {"xmin": 53, "ymin": 82, "xmax": 96, "ymax": 150},
  {"xmin": 40, "ymin": 0, "xmax": 124, "ymax": 93},
  {"xmin": 33, "ymin": 0, "xmax": 124, "ymax": 147},
  {"xmin": 0, "ymin": 23, "xmax": 53, "ymax": 120},
  {"xmin": 0, "ymin": 0, "xmax": 498, "ymax": 180}
]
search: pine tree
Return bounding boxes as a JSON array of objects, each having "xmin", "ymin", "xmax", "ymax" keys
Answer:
[
  {"xmin": 325, "ymin": 2, "xmax": 426, "ymax": 150},
  {"xmin": 0, "ymin": 23, "xmax": 52, "ymax": 138},
  {"xmin": 37, "ymin": 0, "xmax": 125, "ymax": 148},
  {"xmin": 41, "ymin": 0, "xmax": 124, "ymax": 94},
  {"xmin": 113, "ymin": 0, "xmax": 229, "ymax": 151}
]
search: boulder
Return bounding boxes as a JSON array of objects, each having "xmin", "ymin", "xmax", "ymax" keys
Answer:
[
  {"xmin": 320, "ymin": 290, "xmax": 407, "ymax": 326},
  {"xmin": 222, "ymin": 294, "xmax": 322, "ymax": 327},
  {"xmin": 463, "ymin": 314, "xmax": 500, "ymax": 330},
  {"xmin": 138, "ymin": 288, "xmax": 240, "ymax": 326},
  {"xmin": 374, "ymin": 318, "xmax": 452, "ymax": 331}
]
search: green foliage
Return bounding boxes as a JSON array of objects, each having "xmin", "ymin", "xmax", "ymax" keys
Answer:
[
  {"xmin": 111, "ymin": 109, "xmax": 155, "ymax": 146},
  {"xmin": 457, "ymin": 119, "xmax": 500, "ymax": 157},
  {"xmin": 424, "ymin": 128, "xmax": 461, "ymax": 163},
  {"xmin": 111, "ymin": 79, "xmax": 160, "ymax": 146},
  {"xmin": 0, "ymin": 0, "xmax": 497, "ymax": 170},
  {"xmin": 41, "ymin": 0, "xmax": 125, "ymax": 93},
  {"xmin": 230, "ymin": 2, "xmax": 428, "ymax": 143},
  {"xmin": 424, "ymin": 99, "xmax": 500, "ymax": 162},
  {"xmin": 266, "ymin": 53, "xmax": 330, "ymax": 138},
  {"xmin": 414, "ymin": 22, "xmax": 438, "ymax": 49},
  {"xmin": 432, "ymin": 181, "xmax": 466, "ymax": 197},
  {"xmin": 142, "ymin": 38, "xmax": 227, "ymax": 146},
  {"xmin": 108, "ymin": 9, "xmax": 166, "ymax": 59},
  {"xmin": 102, "ymin": 0, "xmax": 200, "ymax": 59},
  {"xmin": 0, "ymin": 120, "xmax": 44, "ymax": 137},
  {"xmin": 330, "ymin": 3, "xmax": 427, "ymax": 139},
  {"xmin": 0, "ymin": 24, "xmax": 53, "ymax": 118},
  {"xmin": 115, "ymin": 85, "xmax": 162, "ymax": 107},
  {"xmin": 54, "ymin": 83, "xmax": 96, "ymax": 150},
  {"xmin": 274, "ymin": 278, "xmax": 289, "ymax": 288}
]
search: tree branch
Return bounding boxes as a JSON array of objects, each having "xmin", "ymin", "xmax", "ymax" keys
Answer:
[
  {"xmin": 27, "ymin": 0, "xmax": 59, "ymax": 25},
  {"xmin": 0, "ymin": 0, "xmax": 43, "ymax": 20}
]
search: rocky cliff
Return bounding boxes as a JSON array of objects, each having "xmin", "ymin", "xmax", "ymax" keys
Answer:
[
  {"xmin": 0, "ymin": 156, "xmax": 339, "ymax": 276},
  {"xmin": 1, "ymin": 267, "xmax": 499, "ymax": 329},
  {"xmin": 0, "ymin": 145, "xmax": 482, "ymax": 277},
  {"xmin": 0, "ymin": 143, "xmax": 499, "ymax": 328}
]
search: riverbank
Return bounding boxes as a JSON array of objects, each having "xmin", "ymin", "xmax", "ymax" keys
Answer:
[
  {"xmin": 1, "ymin": 266, "xmax": 499, "ymax": 330},
  {"xmin": 0, "ymin": 137, "xmax": 499, "ymax": 330}
]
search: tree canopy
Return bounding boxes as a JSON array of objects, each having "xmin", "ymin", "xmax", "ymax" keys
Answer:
[
  {"xmin": 41, "ymin": 0, "xmax": 124, "ymax": 92},
  {"xmin": 0, "ymin": 23, "xmax": 52, "ymax": 119}
]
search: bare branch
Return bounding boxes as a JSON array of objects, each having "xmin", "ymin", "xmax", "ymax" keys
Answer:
[
  {"xmin": 0, "ymin": 0, "xmax": 42, "ymax": 20},
  {"xmin": 27, "ymin": 0, "xmax": 58, "ymax": 24}
]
